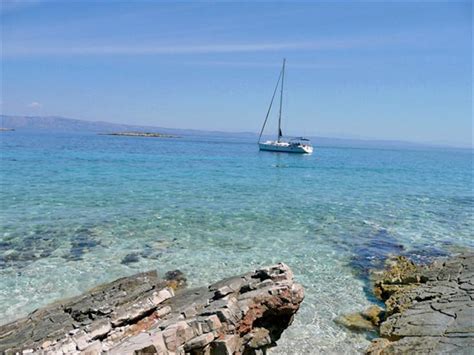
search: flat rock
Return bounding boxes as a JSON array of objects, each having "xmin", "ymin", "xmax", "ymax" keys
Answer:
[{"xmin": 367, "ymin": 251, "xmax": 474, "ymax": 354}]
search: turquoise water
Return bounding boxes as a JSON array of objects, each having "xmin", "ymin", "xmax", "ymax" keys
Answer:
[{"xmin": 1, "ymin": 131, "xmax": 473, "ymax": 353}]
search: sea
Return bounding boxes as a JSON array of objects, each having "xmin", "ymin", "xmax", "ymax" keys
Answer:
[{"xmin": 0, "ymin": 131, "xmax": 473, "ymax": 353}]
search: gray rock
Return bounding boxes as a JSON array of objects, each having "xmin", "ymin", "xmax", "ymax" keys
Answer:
[
  {"xmin": 367, "ymin": 252, "xmax": 474, "ymax": 354},
  {"xmin": 183, "ymin": 332, "xmax": 215, "ymax": 351},
  {"xmin": 133, "ymin": 344, "xmax": 159, "ymax": 354},
  {"xmin": 0, "ymin": 263, "xmax": 303, "ymax": 355},
  {"xmin": 211, "ymin": 334, "xmax": 240, "ymax": 354},
  {"xmin": 246, "ymin": 327, "xmax": 272, "ymax": 348}
]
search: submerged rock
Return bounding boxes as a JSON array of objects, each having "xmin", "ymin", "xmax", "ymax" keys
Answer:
[
  {"xmin": 66, "ymin": 230, "xmax": 101, "ymax": 261},
  {"xmin": 361, "ymin": 305, "xmax": 385, "ymax": 326},
  {"xmin": 0, "ymin": 228, "xmax": 63, "ymax": 268},
  {"xmin": 335, "ymin": 312, "xmax": 376, "ymax": 332},
  {"xmin": 350, "ymin": 228, "xmax": 405, "ymax": 277},
  {"xmin": 0, "ymin": 263, "xmax": 303, "ymax": 354},
  {"xmin": 121, "ymin": 253, "xmax": 141, "ymax": 264},
  {"xmin": 164, "ymin": 269, "xmax": 187, "ymax": 290},
  {"xmin": 335, "ymin": 305, "xmax": 384, "ymax": 332}
]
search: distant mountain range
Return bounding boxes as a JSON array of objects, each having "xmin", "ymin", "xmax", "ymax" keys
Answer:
[
  {"xmin": 0, "ymin": 114, "xmax": 255, "ymax": 138},
  {"xmin": 0, "ymin": 114, "xmax": 469, "ymax": 150}
]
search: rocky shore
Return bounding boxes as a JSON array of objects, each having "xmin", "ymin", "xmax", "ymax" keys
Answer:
[
  {"xmin": 2, "ymin": 252, "xmax": 472, "ymax": 354},
  {"xmin": 368, "ymin": 251, "xmax": 474, "ymax": 354},
  {"xmin": 338, "ymin": 252, "xmax": 474, "ymax": 354},
  {"xmin": 0, "ymin": 263, "xmax": 303, "ymax": 354}
]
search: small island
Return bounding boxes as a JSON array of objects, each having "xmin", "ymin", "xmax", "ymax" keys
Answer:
[
  {"xmin": 0, "ymin": 128, "xmax": 15, "ymax": 132},
  {"xmin": 100, "ymin": 131, "xmax": 180, "ymax": 138}
]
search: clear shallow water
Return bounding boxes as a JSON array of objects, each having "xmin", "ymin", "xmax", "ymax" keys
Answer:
[{"xmin": 0, "ymin": 131, "xmax": 472, "ymax": 353}]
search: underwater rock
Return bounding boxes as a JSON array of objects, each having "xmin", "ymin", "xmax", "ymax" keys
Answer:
[
  {"xmin": 335, "ymin": 305, "xmax": 384, "ymax": 332},
  {"xmin": 64, "ymin": 228, "xmax": 101, "ymax": 261},
  {"xmin": 335, "ymin": 312, "xmax": 376, "ymax": 332},
  {"xmin": 0, "ymin": 228, "xmax": 64, "ymax": 268},
  {"xmin": 0, "ymin": 263, "xmax": 303, "ymax": 354},
  {"xmin": 366, "ymin": 251, "xmax": 474, "ymax": 354},
  {"xmin": 164, "ymin": 269, "xmax": 187, "ymax": 290},
  {"xmin": 0, "ymin": 241, "xmax": 12, "ymax": 251},
  {"xmin": 350, "ymin": 229, "xmax": 405, "ymax": 277},
  {"xmin": 361, "ymin": 305, "xmax": 385, "ymax": 327},
  {"xmin": 121, "ymin": 252, "xmax": 141, "ymax": 264},
  {"xmin": 139, "ymin": 243, "xmax": 167, "ymax": 260}
]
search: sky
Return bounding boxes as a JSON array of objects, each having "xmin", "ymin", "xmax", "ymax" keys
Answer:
[{"xmin": 1, "ymin": 1, "xmax": 472, "ymax": 147}]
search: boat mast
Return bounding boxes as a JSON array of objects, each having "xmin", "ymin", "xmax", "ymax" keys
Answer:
[
  {"xmin": 258, "ymin": 68, "xmax": 283, "ymax": 143},
  {"xmin": 277, "ymin": 58, "xmax": 285, "ymax": 142}
]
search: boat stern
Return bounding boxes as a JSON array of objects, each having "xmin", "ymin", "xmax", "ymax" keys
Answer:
[{"xmin": 301, "ymin": 144, "xmax": 313, "ymax": 154}]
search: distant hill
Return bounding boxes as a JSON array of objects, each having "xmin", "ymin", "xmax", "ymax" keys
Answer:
[
  {"xmin": 1, "ymin": 115, "xmax": 145, "ymax": 133},
  {"xmin": 0, "ymin": 115, "xmax": 256, "ymax": 138},
  {"xmin": 1, "ymin": 114, "xmax": 468, "ymax": 150}
]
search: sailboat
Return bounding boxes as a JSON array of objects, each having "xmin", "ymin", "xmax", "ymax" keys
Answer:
[{"xmin": 258, "ymin": 59, "xmax": 313, "ymax": 154}]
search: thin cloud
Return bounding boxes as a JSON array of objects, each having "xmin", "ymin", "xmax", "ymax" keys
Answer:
[
  {"xmin": 5, "ymin": 42, "xmax": 323, "ymax": 56},
  {"xmin": 28, "ymin": 101, "xmax": 42, "ymax": 109},
  {"xmin": 3, "ymin": 34, "xmax": 411, "ymax": 57},
  {"xmin": 188, "ymin": 60, "xmax": 343, "ymax": 69}
]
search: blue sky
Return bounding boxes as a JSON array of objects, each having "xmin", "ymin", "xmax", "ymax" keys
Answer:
[{"xmin": 1, "ymin": 1, "xmax": 472, "ymax": 146}]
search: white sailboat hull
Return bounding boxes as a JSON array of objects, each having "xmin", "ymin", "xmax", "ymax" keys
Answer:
[{"xmin": 259, "ymin": 141, "xmax": 313, "ymax": 154}]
